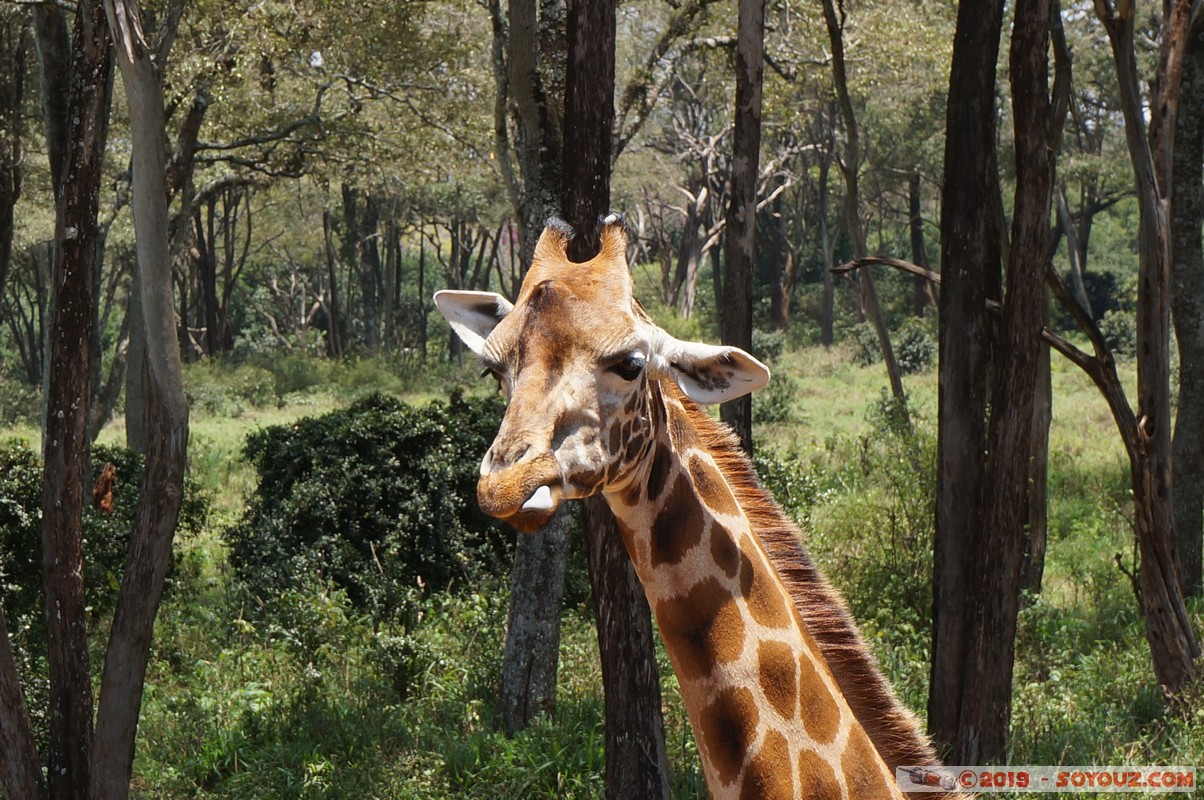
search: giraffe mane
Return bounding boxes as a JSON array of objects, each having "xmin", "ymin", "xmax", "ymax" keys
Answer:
[{"xmin": 666, "ymin": 382, "xmax": 951, "ymax": 783}]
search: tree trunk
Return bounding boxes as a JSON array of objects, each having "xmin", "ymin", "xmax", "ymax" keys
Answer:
[
  {"xmin": 1171, "ymin": 15, "xmax": 1204, "ymax": 598},
  {"xmin": 124, "ymin": 278, "xmax": 149, "ymax": 453},
  {"xmin": 0, "ymin": 11, "xmax": 24, "ymax": 306},
  {"xmin": 562, "ymin": 0, "xmax": 671, "ymax": 792},
  {"xmin": 322, "ymin": 210, "xmax": 344, "ymax": 358},
  {"xmin": 40, "ymin": 3, "xmax": 114, "ymax": 798},
  {"xmin": 497, "ymin": 507, "xmax": 571, "ymax": 733},
  {"xmin": 930, "ymin": 0, "xmax": 1004, "ymax": 760},
  {"xmin": 957, "ymin": 0, "xmax": 1054, "ymax": 762},
  {"xmin": 581, "ymin": 500, "xmax": 671, "ymax": 799},
  {"xmin": 492, "ymin": 0, "xmax": 572, "ymax": 738},
  {"xmin": 92, "ymin": 4, "xmax": 190, "ymax": 797},
  {"xmin": 0, "ymin": 603, "xmax": 45, "ymax": 799},
  {"xmin": 718, "ymin": 0, "xmax": 764, "ymax": 456},
  {"xmin": 1022, "ymin": 328, "xmax": 1052, "ymax": 598},
  {"xmin": 1095, "ymin": 0, "xmax": 1199, "ymax": 693},
  {"xmin": 821, "ymin": 0, "xmax": 908, "ymax": 421},
  {"xmin": 908, "ymin": 172, "xmax": 934, "ymax": 317},
  {"xmin": 819, "ymin": 133, "xmax": 835, "ymax": 348}
]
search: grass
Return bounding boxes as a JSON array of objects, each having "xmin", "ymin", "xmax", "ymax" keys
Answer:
[{"xmin": 2, "ymin": 342, "xmax": 1201, "ymax": 799}]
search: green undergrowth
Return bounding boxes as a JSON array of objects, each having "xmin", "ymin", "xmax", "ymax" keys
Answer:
[{"xmin": 3, "ymin": 346, "xmax": 1201, "ymax": 798}]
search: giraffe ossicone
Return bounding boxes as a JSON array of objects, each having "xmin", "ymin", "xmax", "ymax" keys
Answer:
[{"xmin": 436, "ymin": 216, "xmax": 956, "ymax": 800}]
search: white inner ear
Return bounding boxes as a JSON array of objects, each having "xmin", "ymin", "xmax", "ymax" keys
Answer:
[
  {"xmin": 433, "ymin": 290, "xmax": 513, "ymax": 355},
  {"xmin": 657, "ymin": 335, "xmax": 771, "ymax": 404}
]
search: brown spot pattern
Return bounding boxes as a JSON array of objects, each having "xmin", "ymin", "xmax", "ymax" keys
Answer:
[
  {"xmin": 710, "ymin": 527, "xmax": 740, "ymax": 579},
  {"xmin": 738, "ymin": 543, "xmax": 792, "ymax": 629},
  {"xmin": 798, "ymin": 652, "xmax": 841, "ymax": 745},
  {"xmin": 797, "ymin": 748, "xmax": 842, "ymax": 800},
  {"xmin": 739, "ymin": 730, "xmax": 793, "ymax": 800},
  {"xmin": 757, "ymin": 640, "xmax": 798, "ymax": 720},
  {"xmin": 842, "ymin": 726, "xmax": 894, "ymax": 797},
  {"xmin": 646, "ymin": 443, "xmax": 672, "ymax": 501},
  {"xmin": 608, "ymin": 422, "xmax": 622, "ymax": 455},
  {"xmin": 656, "ymin": 578, "xmax": 745, "ymax": 682},
  {"xmin": 650, "ymin": 475, "xmax": 704, "ymax": 568},
  {"xmin": 688, "ymin": 455, "xmax": 739, "ymax": 517},
  {"xmin": 697, "ymin": 687, "xmax": 760, "ymax": 787}
]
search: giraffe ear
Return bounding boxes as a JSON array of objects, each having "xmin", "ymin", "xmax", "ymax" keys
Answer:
[
  {"xmin": 660, "ymin": 338, "xmax": 770, "ymax": 404},
  {"xmin": 434, "ymin": 290, "xmax": 513, "ymax": 355}
]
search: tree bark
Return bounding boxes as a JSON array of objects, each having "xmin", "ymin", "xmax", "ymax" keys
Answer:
[
  {"xmin": 0, "ymin": 604, "xmax": 45, "ymax": 799},
  {"xmin": 1022, "ymin": 330, "xmax": 1052, "ymax": 599},
  {"xmin": 908, "ymin": 172, "xmax": 934, "ymax": 317},
  {"xmin": 957, "ymin": 0, "xmax": 1054, "ymax": 762},
  {"xmin": 0, "ymin": 11, "xmax": 25, "ymax": 307},
  {"xmin": 929, "ymin": 0, "xmax": 1004, "ymax": 760},
  {"xmin": 1094, "ymin": 0, "xmax": 1199, "ymax": 693},
  {"xmin": 820, "ymin": 0, "xmax": 908, "ymax": 422},
  {"xmin": 561, "ymin": 0, "xmax": 671, "ymax": 792},
  {"xmin": 40, "ymin": 3, "xmax": 114, "ymax": 798},
  {"xmin": 92, "ymin": 3, "xmax": 190, "ymax": 797},
  {"xmin": 492, "ymin": 0, "xmax": 572, "ymax": 738},
  {"xmin": 818, "ymin": 124, "xmax": 835, "ymax": 348},
  {"xmin": 497, "ymin": 507, "xmax": 571, "ymax": 733},
  {"xmin": 718, "ymin": 0, "xmax": 764, "ymax": 455},
  {"xmin": 1171, "ymin": 15, "xmax": 1204, "ymax": 598},
  {"xmin": 581, "ymin": 500, "xmax": 671, "ymax": 799}
]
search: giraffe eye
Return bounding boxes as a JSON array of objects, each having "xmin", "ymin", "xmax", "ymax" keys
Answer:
[{"xmin": 610, "ymin": 354, "xmax": 646, "ymax": 381}]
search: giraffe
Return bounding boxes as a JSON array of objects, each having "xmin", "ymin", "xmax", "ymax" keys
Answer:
[{"xmin": 436, "ymin": 216, "xmax": 956, "ymax": 799}]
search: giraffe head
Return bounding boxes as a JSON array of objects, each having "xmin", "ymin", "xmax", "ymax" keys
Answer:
[{"xmin": 435, "ymin": 215, "xmax": 769, "ymax": 532}]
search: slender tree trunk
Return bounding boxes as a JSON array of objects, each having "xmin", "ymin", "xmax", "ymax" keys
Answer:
[
  {"xmin": 1056, "ymin": 185, "xmax": 1093, "ymax": 316},
  {"xmin": 930, "ymin": 0, "xmax": 1004, "ymax": 760},
  {"xmin": 1095, "ymin": 0, "xmax": 1199, "ymax": 692},
  {"xmin": 819, "ymin": 138, "xmax": 835, "ymax": 348},
  {"xmin": 821, "ymin": 0, "xmax": 908, "ymax": 421},
  {"xmin": 908, "ymin": 172, "xmax": 934, "ymax": 317},
  {"xmin": 40, "ymin": 3, "xmax": 114, "ymax": 798},
  {"xmin": 322, "ymin": 210, "xmax": 344, "ymax": 358},
  {"xmin": 1171, "ymin": 16, "xmax": 1204, "ymax": 598},
  {"xmin": 581, "ymin": 500, "xmax": 671, "ymax": 799},
  {"xmin": 0, "ymin": 12, "xmax": 24, "ymax": 306},
  {"xmin": 719, "ymin": 0, "xmax": 764, "ymax": 455}
]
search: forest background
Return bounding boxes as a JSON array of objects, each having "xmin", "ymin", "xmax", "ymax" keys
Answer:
[{"xmin": 0, "ymin": 0, "xmax": 1202, "ymax": 797}]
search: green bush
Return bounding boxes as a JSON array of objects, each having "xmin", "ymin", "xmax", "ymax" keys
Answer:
[
  {"xmin": 0, "ymin": 441, "xmax": 209, "ymax": 632},
  {"xmin": 225, "ymin": 391, "xmax": 513, "ymax": 620},
  {"xmin": 850, "ymin": 318, "xmax": 934, "ymax": 374},
  {"xmin": 1098, "ymin": 309, "xmax": 1137, "ymax": 358},
  {"xmin": 750, "ymin": 327, "xmax": 785, "ymax": 364},
  {"xmin": 753, "ymin": 372, "xmax": 802, "ymax": 426},
  {"xmin": 895, "ymin": 317, "xmax": 936, "ymax": 374}
]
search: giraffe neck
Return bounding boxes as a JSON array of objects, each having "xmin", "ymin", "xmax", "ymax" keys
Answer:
[{"xmin": 605, "ymin": 381, "xmax": 902, "ymax": 800}]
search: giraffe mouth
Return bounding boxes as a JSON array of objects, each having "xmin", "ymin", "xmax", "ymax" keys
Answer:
[{"xmin": 477, "ymin": 453, "xmax": 564, "ymax": 532}]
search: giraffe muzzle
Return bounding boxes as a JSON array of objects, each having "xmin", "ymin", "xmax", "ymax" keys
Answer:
[{"xmin": 477, "ymin": 451, "xmax": 564, "ymax": 532}]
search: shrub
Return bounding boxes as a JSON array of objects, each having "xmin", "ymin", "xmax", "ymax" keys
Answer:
[
  {"xmin": 849, "ymin": 318, "xmax": 934, "ymax": 374},
  {"xmin": 752, "ymin": 372, "xmax": 802, "ymax": 426},
  {"xmin": 750, "ymin": 327, "xmax": 785, "ymax": 364},
  {"xmin": 1098, "ymin": 309, "xmax": 1137, "ymax": 358},
  {"xmin": 851, "ymin": 322, "xmax": 882, "ymax": 367},
  {"xmin": 895, "ymin": 317, "xmax": 936, "ymax": 374},
  {"xmin": 0, "ymin": 441, "xmax": 209, "ymax": 631},
  {"xmin": 225, "ymin": 391, "xmax": 513, "ymax": 620}
]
